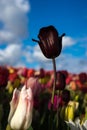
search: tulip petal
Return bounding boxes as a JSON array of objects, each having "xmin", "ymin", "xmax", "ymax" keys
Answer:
[
  {"xmin": 66, "ymin": 120, "xmax": 79, "ymax": 130},
  {"xmin": 23, "ymin": 88, "xmax": 33, "ymax": 129},
  {"xmin": 10, "ymin": 86, "xmax": 27, "ymax": 129},
  {"xmin": 82, "ymin": 120, "xmax": 87, "ymax": 130},
  {"xmin": 8, "ymin": 88, "xmax": 20, "ymax": 123}
]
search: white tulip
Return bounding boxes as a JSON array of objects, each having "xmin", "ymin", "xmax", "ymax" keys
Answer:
[
  {"xmin": 66, "ymin": 119, "xmax": 87, "ymax": 130},
  {"xmin": 8, "ymin": 85, "xmax": 33, "ymax": 130}
]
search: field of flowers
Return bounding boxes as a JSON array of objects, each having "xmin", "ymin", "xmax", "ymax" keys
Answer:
[{"xmin": 0, "ymin": 66, "xmax": 87, "ymax": 130}]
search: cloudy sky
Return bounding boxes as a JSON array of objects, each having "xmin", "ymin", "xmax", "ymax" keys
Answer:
[{"xmin": 0, "ymin": 0, "xmax": 87, "ymax": 73}]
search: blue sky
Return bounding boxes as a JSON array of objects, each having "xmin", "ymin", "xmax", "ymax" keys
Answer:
[{"xmin": 0, "ymin": 0, "xmax": 87, "ymax": 73}]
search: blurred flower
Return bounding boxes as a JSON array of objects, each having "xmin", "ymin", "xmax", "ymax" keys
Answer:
[
  {"xmin": 17, "ymin": 67, "xmax": 28, "ymax": 77},
  {"xmin": 65, "ymin": 105, "xmax": 74, "ymax": 121},
  {"xmin": 55, "ymin": 71, "xmax": 66, "ymax": 90},
  {"xmin": 66, "ymin": 119, "xmax": 87, "ymax": 130},
  {"xmin": 61, "ymin": 70, "xmax": 68, "ymax": 79},
  {"xmin": 20, "ymin": 76, "xmax": 26, "ymax": 85},
  {"xmin": 66, "ymin": 75, "xmax": 72, "ymax": 85},
  {"xmin": 6, "ymin": 81, "xmax": 14, "ymax": 94},
  {"xmin": 34, "ymin": 68, "xmax": 45, "ymax": 78},
  {"xmin": 13, "ymin": 78, "xmax": 20, "ymax": 89},
  {"xmin": 62, "ymin": 89, "xmax": 70, "ymax": 103},
  {"xmin": 8, "ymin": 72, "xmax": 18, "ymax": 83},
  {"xmin": 26, "ymin": 77, "xmax": 42, "ymax": 96},
  {"xmin": 69, "ymin": 81, "xmax": 77, "ymax": 90},
  {"xmin": 0, "ymin": 66, "xmax": 9, "ymax": 88},
  {"xmin": 45, "ymin": 72, "xmax": 54, "ymax": 88},
  {"xmin": 8, "ymin": 85, "xmax": 33, "ymax": 130},
  {"xmin": 76, "ymin": 80, "xmax": 82, "ymax": 89},
  {"xmin": 48, "ymin": 95, "xmax": 63, "ymax": 111},
  {"xmin": 38, "ymin": 70, "xmax": 51, "ymax": 85},
  {"xmin": 27, "ymin": 69, "xmax": 35, "ymax": 78},
  {"xmin": 32, "ymin": 25, "xmax": 65, "ymax": 59},
  {"xmin": 68, "ymin": 101, "xmax": 79, "ymax": 111},
  {"xmin": 79, "ymin": 73, "xmax": 87, "ymax": 84},
  {"xmin": 72, "ymin": 74, "xmax": 79, "ymax": 81},
  {"xmin": 80, "ymin": 84, "xmax": 87, "ymax": 93},
  {"xmin": 64, "ymin": 101, "xmax": 79, "ymax": 121},
  {"xmin": 7, "ymin": 66, "xmax": 15, "ymax": 74}
]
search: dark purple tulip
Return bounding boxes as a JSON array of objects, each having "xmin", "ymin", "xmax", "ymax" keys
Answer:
[{"xmin": 32, "ymin": 25, "xmax": 65, "ymax": 59}]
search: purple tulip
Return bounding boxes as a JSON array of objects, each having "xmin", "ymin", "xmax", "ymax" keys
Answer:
[{"xmin": 32, "ymin": 25, "xmax": 65, "ymax": 59}]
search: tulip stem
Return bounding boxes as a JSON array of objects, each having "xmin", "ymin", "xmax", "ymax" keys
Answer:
[{"xmin": 51, "ymin": 58, "xmax": 57, "ymax": 104}]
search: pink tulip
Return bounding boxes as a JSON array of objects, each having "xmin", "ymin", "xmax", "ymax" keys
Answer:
[
  {"xmin": 26, "ymin": 77, "xmax": 42, "ymax": 96},
  {"xmin": 8, "ymin": 85, "xmax": 33, "ymax": 130}
]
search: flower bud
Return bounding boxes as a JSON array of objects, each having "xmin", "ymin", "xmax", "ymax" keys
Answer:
[
  {"xmin": 32, "ymin": 25, "xmax": 65, "ymax": 59},
  {"xmin": 8, "ymin": 85, "xmax": 33, "ymax": 130}
]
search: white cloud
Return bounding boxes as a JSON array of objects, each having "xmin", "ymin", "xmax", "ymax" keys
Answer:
[
  {"xmin": 0, "ymin": 44, "xmax": 22, "ymax": 66},
  {"xmin": 0, "ymin": 0, "xmax": 30, "ymax": 66},
  {"xmin": 0, "ymin": 0, "xmax": 30, "ymax": 44},
  {"xmin": 23, "ymin": 43, "xmax": 87, "ymax": 73},
  {"xmin": 0, "ymin": 30, "xmax": 16, "ymax": 43},
  {"xmin": 62, "ymin": 36, "xmax": 76, "ymax": 48},
  {"xmin": 15, "ymin": 0, "xmax": 30, "ymax": 12},
  {"xmin": 33, "ymin": 45, "xmax": 48, "ymax": 61},
  {"xmin": 0, "ymin": 0, "xmax": 31, "ymax": 67}
]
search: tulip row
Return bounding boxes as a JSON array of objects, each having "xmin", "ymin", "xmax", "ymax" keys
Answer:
[{"xmin": 0, "ymin": 66, "xmax": 87, "ymax": 130}]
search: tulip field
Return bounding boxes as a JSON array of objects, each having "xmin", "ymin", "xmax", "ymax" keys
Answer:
[{"xmin": 0, "ymin": 66, "xmax": 87, "ymax": 130}]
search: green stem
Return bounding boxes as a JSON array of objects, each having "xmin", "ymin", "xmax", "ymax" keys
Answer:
[{"xmin": 51, "ymin": 58, "xmax": 57, "ymax": 104}]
